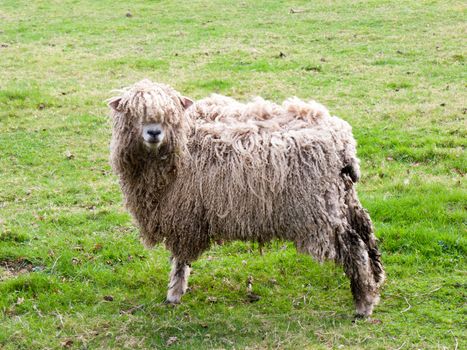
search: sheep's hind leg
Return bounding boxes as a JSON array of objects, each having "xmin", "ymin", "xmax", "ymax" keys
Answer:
[
  {"xmin": 166, "ymin": 258, "xmax": 191, "ymax": 304},
  {"xmin": 339, "ymin": 229, "xmax": 381, "ymax": 318}
]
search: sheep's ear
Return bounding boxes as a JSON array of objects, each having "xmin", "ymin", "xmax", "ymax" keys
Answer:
[
  {"xmin": 179, "ymin": 96, "xmax": 193, "ymax": 109},
  {"xmin": 108, "ymin": 97, "xmax": 122, "ymax": 112}
]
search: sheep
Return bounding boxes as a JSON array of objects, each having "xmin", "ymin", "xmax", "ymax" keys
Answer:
[{"xmin": 108, "ymin": 79, "xmax": 385, "ymax": 317}]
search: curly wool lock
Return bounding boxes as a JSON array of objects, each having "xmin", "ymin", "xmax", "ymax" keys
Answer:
[{"xmin": 108, "ymin": 79, "xmax": 385, "ymax": 317}]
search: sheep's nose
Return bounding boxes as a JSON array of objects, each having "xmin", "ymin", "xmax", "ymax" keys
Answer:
[
  {"xmin": 147, "ymin": 129, "xmax": 161, "ymax": 137},
  {"xmin": 143, "ymin": 124, "xmax": 164, "ymax": 145}
]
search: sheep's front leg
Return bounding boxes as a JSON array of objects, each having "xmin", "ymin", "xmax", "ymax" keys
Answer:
[{"xmin": 166, "ymin": 258, "xmax": 191, "ymax": 304}]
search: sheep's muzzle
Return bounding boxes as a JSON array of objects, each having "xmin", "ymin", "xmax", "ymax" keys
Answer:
[{"xmin": 142, "ymin": 123, "xmax": 165, "ymax": 148}]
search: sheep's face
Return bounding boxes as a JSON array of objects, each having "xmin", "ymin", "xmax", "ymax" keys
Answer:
[{"xmin": 109, "ymin": 80, "xmax": 193, "ymax": 150}]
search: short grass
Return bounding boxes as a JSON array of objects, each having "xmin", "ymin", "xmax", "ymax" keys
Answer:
[{"xmin": 0, "ymin": 0, "xmax": 465, "ymax": 349}]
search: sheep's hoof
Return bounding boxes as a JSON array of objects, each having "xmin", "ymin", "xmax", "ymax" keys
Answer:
[
  {"xmin": 353, "ymin": 313, "xmax": 368, "ymax": 321},
  {"xmin": 246, "ymin": 292, "xmax": 261, "ymax": 303},
  {"xmin": 165, "ymin": 292, "xmax": 181, "ymax": 303},
  {"xmin": 354, "ymin": 305, "xmax": 373, "ymax": 320},
  {"xmin": 354, "ymin": 298, "xmax": 375, "ymax": 319},
  {"xmin": 164, "ymin": 299, "xmax": 180, "ymax": 306}
]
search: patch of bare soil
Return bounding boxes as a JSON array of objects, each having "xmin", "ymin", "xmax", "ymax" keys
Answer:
[{"xmin": 0, "ymin": 258, "xmax": 34, "ymax": 281}]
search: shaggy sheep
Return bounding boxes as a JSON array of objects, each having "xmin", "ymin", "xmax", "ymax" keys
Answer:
[{"xmin": 108, "ymin": 79, "xmax": 385, "ymax": 317}]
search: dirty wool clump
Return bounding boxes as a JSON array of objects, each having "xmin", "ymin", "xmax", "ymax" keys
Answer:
[{"xmin": 108, "ymin": 79, "xmax": 385, "ymax": 317}]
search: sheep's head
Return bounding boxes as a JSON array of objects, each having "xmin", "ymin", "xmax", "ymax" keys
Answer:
[{"xmin": 108, "ymin": 79, "xmax": 193, "ymax": 150}]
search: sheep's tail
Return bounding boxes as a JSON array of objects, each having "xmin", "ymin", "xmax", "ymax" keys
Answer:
[{"xmin": 345, "ymin": 181, "xmax": 385, "ymax": 288}]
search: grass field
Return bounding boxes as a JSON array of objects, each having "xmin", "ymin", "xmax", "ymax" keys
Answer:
[{"xmin": 0, "ymin": 0, "xmax": 466, "ymax": 349}]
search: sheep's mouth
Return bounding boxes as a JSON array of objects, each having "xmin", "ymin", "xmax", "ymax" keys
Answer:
[
  {"xmin": 143, "ymin": 138, "xmax": 162, "ymax": 145},
  {"xmin": 143, "ymin": 139, "xmax": 163, "ymax": 150}
]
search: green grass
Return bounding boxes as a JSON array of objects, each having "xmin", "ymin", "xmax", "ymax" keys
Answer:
[{"xmin": 0, "ymin": 0, "xmax": 465, "ymax": 349}]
